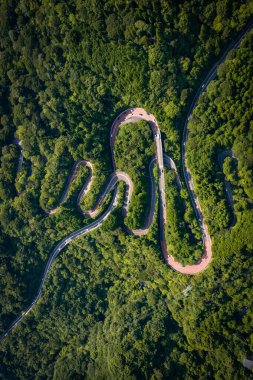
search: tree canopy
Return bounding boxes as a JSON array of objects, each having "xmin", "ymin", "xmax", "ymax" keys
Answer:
[{"xmin": 0, "ymin": 1, "xmax": 252, "ymax": 379}]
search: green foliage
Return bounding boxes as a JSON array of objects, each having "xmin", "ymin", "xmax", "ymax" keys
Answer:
[
  {"xmin": 164, "ymin": 169, "xmax": 202, "ymax": 265},
  {"xmin": 114, "ymin": 121, "xmax": 154, "ymax": 230},
  {"xmin": 0, "ymin": 144, "xmax": 19, "ymax": 200},
  {"xmin": 0, "ymin": 1, "xmax": 252, "ymax": 379},
  {"xmin": 187, "ymin": 29, "xmax": 253, "ymax": 233}
]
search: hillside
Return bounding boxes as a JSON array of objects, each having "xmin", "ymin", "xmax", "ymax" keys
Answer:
[{"xmin": 0, "ymin": 1, "xmax": 252, "ymax": 379}]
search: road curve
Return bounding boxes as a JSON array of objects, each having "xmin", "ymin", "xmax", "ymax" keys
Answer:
[
  {"xmin": 0, "ymin": 188, "xmax": 119, "ymax": 343},
  {"xmin": 46, "ymin": 160, "xmax": 94, "ymax": 215},
  {"xmin": 1, "ymin": 107, "xmax": 209, "ymax": 344},
  {"xmin": 110, "ymin": 107, "xmax": 212, "ymax": 274},
  {"xmin": 1, "ymin": 22, "xmax": 252, "ymax": 343}
]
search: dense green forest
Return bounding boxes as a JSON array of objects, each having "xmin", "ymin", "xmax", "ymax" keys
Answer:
[
  {"xmin": 164, "ymin": 168, "xmax": 202, "ymax": 265},
  {"xmin": 0, "ymin": 0, "xmax": 253, "ymax": 379},
  {"xmin": 186, "ymin": 29, "xmax": 253, "ymax": 234},
  {"xmin": 114, "ymin": 120, "xmax": 155, "ymax": 230}
]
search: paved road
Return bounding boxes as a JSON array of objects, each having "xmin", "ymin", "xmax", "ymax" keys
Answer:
[
  {"xmin": 242, "ymin": 358, "xmax": 253, "ymax": 370},
  {"xmin": 110, "ymin": 109, "xmax": 163, "ymax": 235},
  {"xmin": 0, "ymin": 187, "xmax": 119, "ymax": 342},
  {"xmin": 163, "ymin": 154, "xmax": 182, "ymax": 190},
  {"xmin": 1, "ymin": 22, "xmax": 252, "ymax": 343},
  {"xmin": 46, "ymin": 160, "xmax": 94, "ymax": 215},
  {"xmin": 113, "ymin": 108, "xmax": 212, "ymax": 275}
]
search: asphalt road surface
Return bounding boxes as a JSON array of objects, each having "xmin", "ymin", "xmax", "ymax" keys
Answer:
[{"xmin": 1, "ymin": 22, "xmax": 252, "ymax": 344}]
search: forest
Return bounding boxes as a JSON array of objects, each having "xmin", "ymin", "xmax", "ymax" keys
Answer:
[
  {"xmin": 0, "ymin": 0, "xmax": 253, "ymax": 379},
  {"xmin": 114, "ymin": 120, "xmax": 154, "ymax": 230}
]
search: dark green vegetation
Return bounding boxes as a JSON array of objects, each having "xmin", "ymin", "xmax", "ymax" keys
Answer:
[
  {"xmin": 187, "ymin": 29, "xmax": 253, "ymax": 235},
  {"xmin": 0, "ymin": 0, "xmax": 253, "ymax": 379},
  {"xmin": 0, "ymin": 144, "xmax": 19, "ymax": 199},
  {"xmin": 164, "ymin": 169, "xmax": 202, "ymax": 265},
  {"xmin": 114, "ymin": 121, "xmax": 154, "ymax": 230}
]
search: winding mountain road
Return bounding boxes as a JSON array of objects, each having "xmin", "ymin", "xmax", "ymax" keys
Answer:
[{"xmin": 0, "ymin": 22, "xmax": 252, "ymax": 344}]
